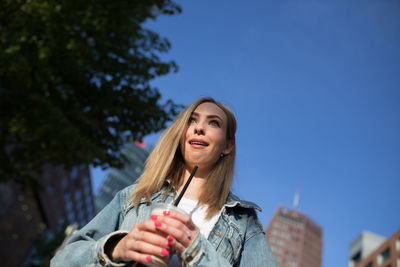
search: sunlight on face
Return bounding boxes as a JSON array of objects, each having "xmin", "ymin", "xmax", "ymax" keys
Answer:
[{"xmin": 180, "ymin": 102, "xmax": 232, "ymax": 173}]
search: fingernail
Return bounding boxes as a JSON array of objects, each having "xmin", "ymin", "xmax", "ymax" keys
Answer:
[
  {"xmin": 146, "ymin": 255, "xmax": 152, "ymax": 262},
  {"xmin": 150, "ymin": 215, "xmax": 158, "ymax": 221},
  {"xmin": 167, "ymin": 235, "xmax": 173, "ymax": 242},
  {"xmin": 161, "ymin": 249, "xmax": 169, "ymax": 256},
  {"xmin": 154, "ymin": 221, "xmax": 162, "ymax": 227},
  {"xmin": 163, "ymin": 210, "xmax": 170, "ymax": 216},
  {"xmin": 166, "ymin": 242, "xmax": 171, "ymax": 248}
]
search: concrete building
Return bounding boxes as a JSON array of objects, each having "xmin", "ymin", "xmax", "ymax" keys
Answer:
[
  {"xmin": 349, "ymin": 231, "xmax": 387, "ymax": 267},
  {"xmin": 265, "ymin": 207, "xmax": 323, "ymax": 267},
  {"xmin": 349, "ymin": 229, "xmax": 400, "ymax": 267},
  {"xmin": 95, "ymin": 141, "xmax": 149, "ymax": 212}
]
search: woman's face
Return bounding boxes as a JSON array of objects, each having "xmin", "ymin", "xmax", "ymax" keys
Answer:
[{"xmin": 180, "ymin": 102, "xmax": 233, "ymax": 173}]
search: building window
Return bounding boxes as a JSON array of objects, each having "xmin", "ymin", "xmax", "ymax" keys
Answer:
[
  {"xmin": 67, "ymin": 212, "xmax": 75, "ymax": 223},
  {"xmin": 65, "ymin": 201, "xmax": 73, "ymax": 212},
  {"xmin": 74, "ymin": 191, "xmax": 82, "ymax": 202},
  {"xmin": 80, "ymin": 164, "xmax": 87, "ymax": 171},
  {"xmin": 278, "ymin": 214, "xmax": 303, "ymax": 227},
  {"xmin": 76, "ymin": 201, "xmax": 83, "ymax": 210},
  {"xmin": 70, "ymin": 167, "xmax": 78, "ymax": 180},
  {"xmin": 291, "ymin": 236, "xmax": 300, "ymax": 242},
  {"xmin": 78, "ymin": 209, "xmax": 85, "ymax": 221},
  {"xmin": 57, "ymin": 218, "xmax": 65, "ymax": 228},
  {"xmin": 61, "ymin": 176, "xmax": 69, "ymax": 189},
  {"xmin": 84, "ymin": 186, "xmax": 91, "ymax": 195},
  {"xmin": 377, "ymin": 247, "xmax": 390, "ymax": 265},
  {"xmin": 351, "ymin": 251, "xmax": 361, "ymax": 265},
  {"xmin": 63, "ymin": 192, "xmax": 71, "ymax": 202},
  {"xmin": 87, "ymin": 205, "xmax": 94, "ymax": 218},
  {"xmin": 396, "ymin": 237, "xmax": 400, "ymax": 251},
  {"xmin": 271, "ymin": 246, "xmax": 283, "ymax": 255},
  {"xmin": 364, "ymin": 261, "xmax": 373, "ymax": 267}
]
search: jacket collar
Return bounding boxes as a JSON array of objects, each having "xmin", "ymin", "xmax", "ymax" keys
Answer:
[{"xmin": 225, "ymin": 192, "xmax": 262, "ymax": 212}]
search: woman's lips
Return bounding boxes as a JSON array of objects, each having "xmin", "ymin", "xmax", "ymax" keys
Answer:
[{"xmin": 189, "ymin": 139, "xmax": 209, "ymax": 146}]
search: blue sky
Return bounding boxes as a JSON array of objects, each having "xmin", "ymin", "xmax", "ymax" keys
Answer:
[{"xmin": 92, "ymin": 1, "xmax": 400, "ymax": 266}]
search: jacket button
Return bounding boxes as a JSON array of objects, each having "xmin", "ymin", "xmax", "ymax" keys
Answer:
[
  {"xmin": 185, "ymin": 255, "xmax": 193, "ymax": 262},
  {"xmin": 185, "ymin": 247, "xmax": 199, "ymax": 263},
  {"xmin": 97, "ymin": 252, "xmax": 106, "ymax": 265}
]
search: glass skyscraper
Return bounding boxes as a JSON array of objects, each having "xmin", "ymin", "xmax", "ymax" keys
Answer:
[{"xmin": 95, "ymin": 142, "xmax": 149, "ymax": 213}]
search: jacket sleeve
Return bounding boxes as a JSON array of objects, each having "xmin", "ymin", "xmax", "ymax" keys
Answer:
[
  {"xmin": 50, "ymin": 188, "xmax": 130, "ymax": 267},
  {"xmin": 236, "ymin": 211, "xmax": 277, "ymax": 267},
  {"xmin": 179, "ymin": 210, "xmax": 277, "ymax": 267},
  {"xmin": 237, "ymin": 232, "xmax": 277, "ymax": 267},
  {"xmin": 179, "ymin": 232, "xmax": 233, "ymax": 267}
]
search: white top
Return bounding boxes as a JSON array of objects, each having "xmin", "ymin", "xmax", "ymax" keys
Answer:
[{"xmin": 168, "ymin": 197, "xmax": 220, "ymax": 266}]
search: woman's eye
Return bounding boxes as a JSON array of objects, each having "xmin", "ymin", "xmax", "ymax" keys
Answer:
[
  {"xmin": 210, "ymin": 120, "xmax": 220, "ymax": 127},
  {"xmin": 188, "ymin": 117, "xmax": 196, "ymax": 124}
]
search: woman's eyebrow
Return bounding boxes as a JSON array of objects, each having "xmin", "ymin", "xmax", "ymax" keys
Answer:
[
  {"xmin": 192, "ymin": 112, "xmax": 223, "ymax": 121},
  {"xmin": 207, "ymin": 115, "xmax": 223, "ymax": 121}
]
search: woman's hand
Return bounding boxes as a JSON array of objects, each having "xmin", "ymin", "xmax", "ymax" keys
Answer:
[
  {"xmin": 152, "ymin": 210, "xmax": 199, "ymax": 254},
  {"xmin": 110, "ymin": 220, "xmax": 171, "ymax": 265}
]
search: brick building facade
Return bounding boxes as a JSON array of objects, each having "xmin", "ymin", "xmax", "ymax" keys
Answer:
[
  {"xmin": 265, "ymin": 207, "xmax": 323, "ymax": 267},
  {"xmin": 0, "ymin": 164, "xmax": 95, "ymax": 266},
  {"xmin": 349, "ymin": 229, "xmax": 400, "ymax": 267}
]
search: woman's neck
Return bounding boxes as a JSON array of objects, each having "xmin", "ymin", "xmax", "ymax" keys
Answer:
[{"xmin": 177, "ymin": 167, "xmax": 208, "ymax": 201}]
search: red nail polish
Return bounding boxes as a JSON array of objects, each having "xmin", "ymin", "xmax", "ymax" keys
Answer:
[
  {"xmin": 163, "ymin": 210, "xmax": 170, "ymax": 216},
  {"xmin": 161, "ymin": 249, "xmax": 169, "ymax": 256},
  {"xmin": 167, "ymin": 235, "xmax": 173, "ymax": 242},
  {"xmin": 146, "ymin": 255, "xmax": 152, "ymax": 262},
  {"xmin": 150, "ymin": 215, "xmax": 158, "ymax": 221},
  {"xmin": 166, "ymin": 242, "xmax": 171, "ymax": 248},
  {"xmin": 154, "ymin": 221, "xmax": 162, "ymax": 227}
]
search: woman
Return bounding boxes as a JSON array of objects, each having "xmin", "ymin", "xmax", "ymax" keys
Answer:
[{"xmin": 51, "ymin": 97, "xmax": 277, "ymax": 267}]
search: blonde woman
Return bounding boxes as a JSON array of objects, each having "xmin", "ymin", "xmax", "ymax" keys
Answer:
[{"xmin": 51, "ymin": 97, "xmax": 277, "ymax": 267}]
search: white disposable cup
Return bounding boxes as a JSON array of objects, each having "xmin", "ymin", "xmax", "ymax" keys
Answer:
[{"xmin": 148, "ymin": 202, "xmax": 187, "ymax": 267}]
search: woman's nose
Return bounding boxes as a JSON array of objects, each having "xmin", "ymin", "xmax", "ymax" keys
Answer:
[{"xmin": 194, "ymin": 122, "xmax": 205, "ymax": 135}]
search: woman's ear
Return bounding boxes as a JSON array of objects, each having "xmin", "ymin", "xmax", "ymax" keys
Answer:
[{"xmin": 222, "ymin": 139, "xmax": 234, "ymax": 156}]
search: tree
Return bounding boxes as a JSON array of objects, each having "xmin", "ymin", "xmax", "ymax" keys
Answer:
[{"xmin": 0, "ymin": 0, "xmax": 182, "ymax": 186}]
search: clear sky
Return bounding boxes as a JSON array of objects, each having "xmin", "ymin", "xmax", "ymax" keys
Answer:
[{"xmin": 92, "ymin": 1, "xmax": 400, "ymax": 266}]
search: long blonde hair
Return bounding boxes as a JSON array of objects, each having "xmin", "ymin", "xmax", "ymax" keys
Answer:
[{"xmin": 128, "ymin": 97, "xmax": 236, "ymax": 218}]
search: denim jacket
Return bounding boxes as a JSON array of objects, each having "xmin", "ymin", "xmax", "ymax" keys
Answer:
[{"xmin": 51, "ymin": 184, "xmax": 277, "ymax": 267}]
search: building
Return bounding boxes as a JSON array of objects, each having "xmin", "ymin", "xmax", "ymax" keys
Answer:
[
  {"xmin": 349, "ymin": 231, "xmax": 387, "ymax": 267},
  {"xmin": 40, "ymin": 164, "xmax": 95, "ymax": 230},
  {"xmin": 95, "ymin": 141, "xmax": 149, "ymax": 212},
  {"xmin": 0, "ymin": 182, "xmax": 44, "ymax": 267},
  {"xmin": 0, "ymin": 164, "xmax": 95, "ymax": 266},
  {"xmin": 265, "ymin": 207, "xmax": 323, "ymax": 267},
  {"xmin": 349, "ymin": 229, "xmax": 400, "ymax": 267}
]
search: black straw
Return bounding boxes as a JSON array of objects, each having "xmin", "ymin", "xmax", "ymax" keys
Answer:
[{"xmin": 174, "ymin": 166, "xmax": 198, "ymax": 206}]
